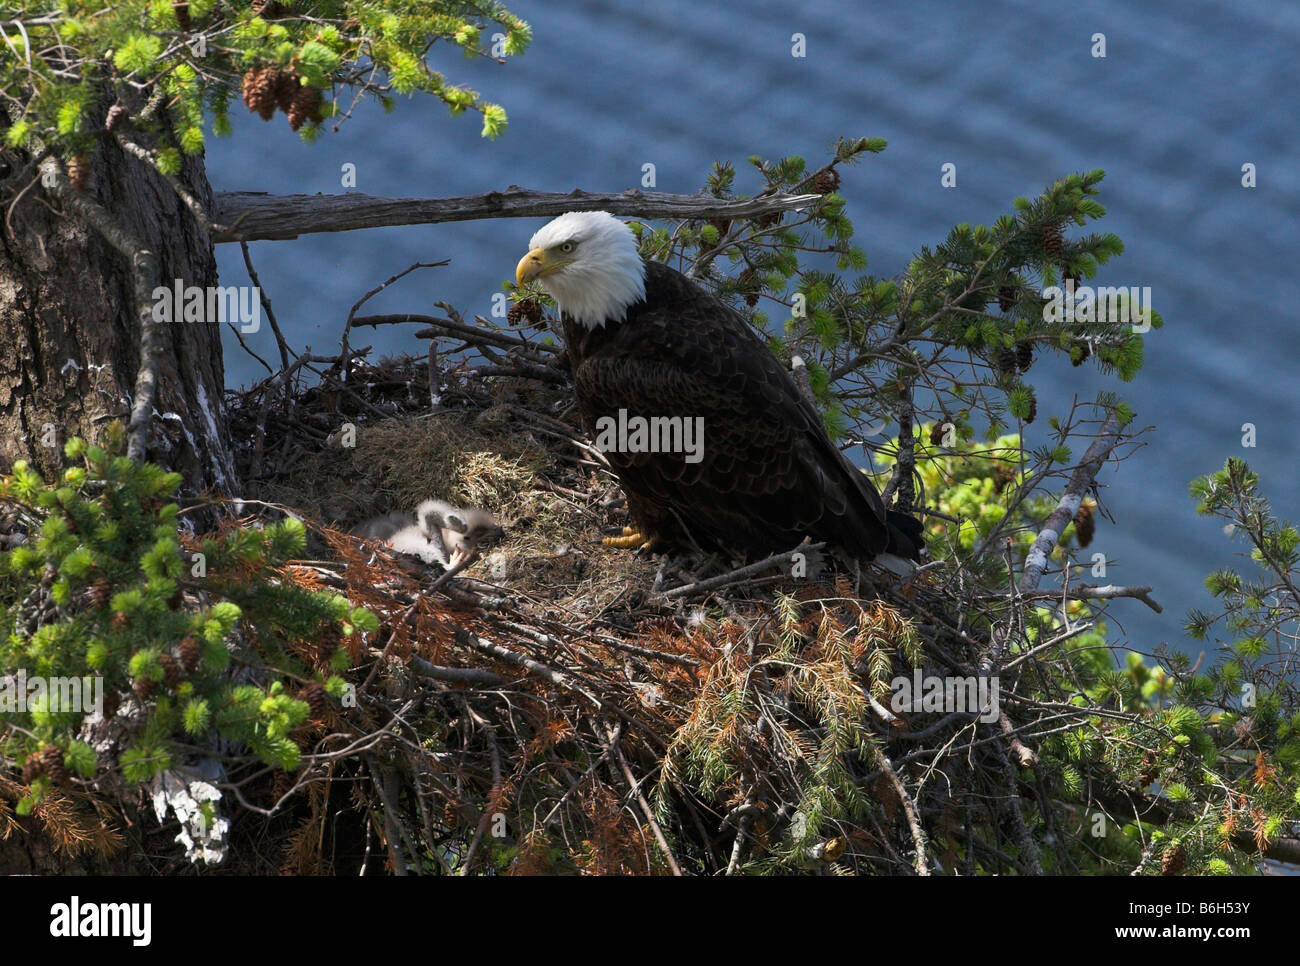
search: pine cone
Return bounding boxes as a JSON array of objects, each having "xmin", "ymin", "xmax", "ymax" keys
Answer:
[
  {"xmin": 273, "ymin": 70, "xmax": 300, "ymax": 114},
  {"xmin": 242, "ymin": 66, "xmax": 278, "ymax": 121},
  {"xmin": 1025, "ymin": 392, "xmax": 1037, "ymax": 424},
  {"xmin": 1016, "ymin": 341, "xmax": 1034, "ymax": 372},
  {"xmin": 21, "ymin": 754, "xmax": 43, "ymax": 784},
  {"xmin": 1160, "ymin": 844, "xmax": 1186, "ymax": 876},
  {"xmin": 1139, "ymin": 751, "xmax": 1159, "ymax": 786},
  {"xmin": 997, "ymin": 285, "xmax": 1017, "ymax": 313},
  {"xmin": 995, "ymin": 346, "xmax": 1017, "ymax": 374},
  {"xmin": 507, "ymin": 299, "xmax": 543, "ymax": 327},
  {"xmin": 1041, "ymin": 224, "xmax": 1065, "ymax": 260},
  {"xmin": 959, "ymin": 288, "xmax": 989, "ymax": 313},
  {"xmin": 103, "ymin": 690, "xmax": 121, "ymax": 720},
  {"xmin": 1074, "ymin": 501, "xmax": 1096, "ymax": 548},
  {"xmin": 707, "ymin": 217, "xmax": 731, "ymax": 238},
  {"xmin": 753, "ymin": 211, "xmax": 781, "ymax": 230},
  {"xmin": 133, "ymin": 676, "xmax": 157, "ymax": 701},
  {"xmin": 315, "ymin": 634, "xmax": 340, "ymax": 666},
  {"xmin": 112, "ymin": 611, "xmax": 130, "ymax": 630},
  {"xmin": 1071, "ymin": 341, "xmax": 1091, "ymax": 367},
  {"xmin": 252, "ymin": 0, "xmax": 289, "ymax": 16},
  {"xmin": 160, "ymin": 654, "xmax": 184, "ymax": 688},
  {"xmin": 442, "ymin": 796, "xmax": 464, "ymax": 827},
  {"xmin": 172, "ymin": 1, "xmax": 192, "ymax": 30},
  {"xmin": 812, "ymin": 168, "xmax": 840, "ymax": 195},
  {"xmin": 179, "ymin": 635, "xmax": 202, "ymax": 673},
  {"xmin": 67, "ymin": 155, "xmax": 90, "ymax": 191},
  {"xmin": 298, "ymin": 683, "xmax": 329, "ymax": 719},
  {"xmin": 105, "ymin": 104, "xmax": 127, "ymax": 132},
  {"xmin": 287, "ymin": 84, "xmax": 323, "ymax": 131},
  {"xmin": 89, "ymin": 576, "xmax": 112, "ymax": 609},
  {"xmin": 41, "ymin": 747, "xmax": 68, "ymax": 784},
  {"xmin": 1061, "ymin": 262, "xmax": 1079, "ymax": 287},
  {"xmin": 738, "ymin": 267, "xmax": 760, "ymax": 307}
]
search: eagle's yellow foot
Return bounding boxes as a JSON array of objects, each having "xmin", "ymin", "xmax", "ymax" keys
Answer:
[{"xmin": 602, "ymin": 527, "xmax": 660, "ymax": 551}]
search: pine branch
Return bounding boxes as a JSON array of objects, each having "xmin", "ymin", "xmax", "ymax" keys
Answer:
[
  {"xmin": 1018, "ymin": 413, "xmax": 1124, "ymax": 595},
  {"xmin": 211, "ymin": 187, "xmax": 822, "ymax": 243}
]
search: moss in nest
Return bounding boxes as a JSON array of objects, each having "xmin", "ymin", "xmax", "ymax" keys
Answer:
[
  {"xmin": 499, "ymin": 541, "xmax": 662, "ymax": 614},
  {"xmin": 345, "ymin": 413, "xmax": 552, "ymax": 517},
  {"xmin": 454, "ymin": 448, "xmax": 542, "ymax": 510}
]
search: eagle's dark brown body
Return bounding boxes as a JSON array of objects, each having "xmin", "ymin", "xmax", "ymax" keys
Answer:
[{"xmin": 564, "ymin": 259, "xmax": 921, "ymax": 560}]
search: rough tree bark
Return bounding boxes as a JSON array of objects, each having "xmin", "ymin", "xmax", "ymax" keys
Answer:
[{"xmin": 0, "ymin": 115, "xmax": 238, "ymax": 502}]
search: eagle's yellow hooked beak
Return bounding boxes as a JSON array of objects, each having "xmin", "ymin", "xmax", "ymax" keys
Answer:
[{"xmin": 516, "ymin": 247, "xmax": 548, "ymax": 286}]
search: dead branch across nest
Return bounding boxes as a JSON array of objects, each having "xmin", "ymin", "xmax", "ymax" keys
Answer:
[{"xmin": 210, "ymin": 186, "xmax": 823, "ymax": 243}]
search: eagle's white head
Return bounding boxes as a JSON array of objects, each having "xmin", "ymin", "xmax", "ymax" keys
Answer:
[{"xmin": 515, "ymin": 211, "xmax": 646, "ymax": 329}]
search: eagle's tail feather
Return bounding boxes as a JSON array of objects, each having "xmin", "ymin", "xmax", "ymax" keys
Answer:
[{"xmin": 884, "ymin": 510, "xmax": 926, "ymax": 561}]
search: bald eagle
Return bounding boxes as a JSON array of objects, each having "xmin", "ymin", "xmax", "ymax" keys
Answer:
[{"xmin": 516, "ymin": 211, "xmax": 923, "ymax": 562}]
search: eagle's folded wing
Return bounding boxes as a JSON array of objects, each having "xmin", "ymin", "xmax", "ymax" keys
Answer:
[{"xmin": 571, "ymin": 284, "xmax": 890, "ymax": 557}]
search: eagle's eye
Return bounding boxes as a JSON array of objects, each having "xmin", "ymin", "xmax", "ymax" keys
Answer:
[{"xmin": 559, "ymin": 241, "xmax": 576, "ymax": 254}]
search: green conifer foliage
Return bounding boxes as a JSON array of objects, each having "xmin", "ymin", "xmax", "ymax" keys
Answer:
[
  {"xmin": 613, "ymin": 144, "xmax": 1157, "ymax": 451},
  {"xmin": 1, "ymin": 423, "xmax": 364, "ymax": 815},
  {"xmin": 1, "ymin": 1, "xmax": 530, "ymax": 171}
]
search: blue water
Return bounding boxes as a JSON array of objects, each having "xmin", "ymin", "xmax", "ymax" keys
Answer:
[{"xmin": 208, "ymin": 0, "xmax": 1300, "ymax": 656}]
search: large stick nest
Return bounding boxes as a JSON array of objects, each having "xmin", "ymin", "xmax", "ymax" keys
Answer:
[{"xmin": 194, "ymin": 338, "xmax": 1165, "ymax": 876}]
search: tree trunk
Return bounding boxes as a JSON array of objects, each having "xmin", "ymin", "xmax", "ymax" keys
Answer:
[{"xmin": 0, "ymin": 124, "xmax": 237, "ymax": 501}]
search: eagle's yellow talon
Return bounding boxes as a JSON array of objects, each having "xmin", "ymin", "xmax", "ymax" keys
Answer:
[{"xmin": 603, "ymin": 529, "xmax": 659, "ymax": 550}]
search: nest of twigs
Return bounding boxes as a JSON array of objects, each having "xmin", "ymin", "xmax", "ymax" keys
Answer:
[{"xmin": 200, "ymin": 319, "xmax": 1113, "ymax": 877}]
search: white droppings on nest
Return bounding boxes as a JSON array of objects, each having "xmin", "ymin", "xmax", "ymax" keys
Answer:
[
  {"xmin": 150, "ymin": 761, "xmax": 230, "ymax": 865},
  {"xmin": 632, "ymin": 682, "xmax": 663, "ymax": 708}
]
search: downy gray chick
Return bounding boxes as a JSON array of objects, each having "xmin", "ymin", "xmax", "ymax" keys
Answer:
[
  {"xmin": 353, "ymin": 501, "xmax": 502, "ymax": 569},
  {"xmin": 415, "ymin": 499, "xmax": 504, "ymax": 568}
]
